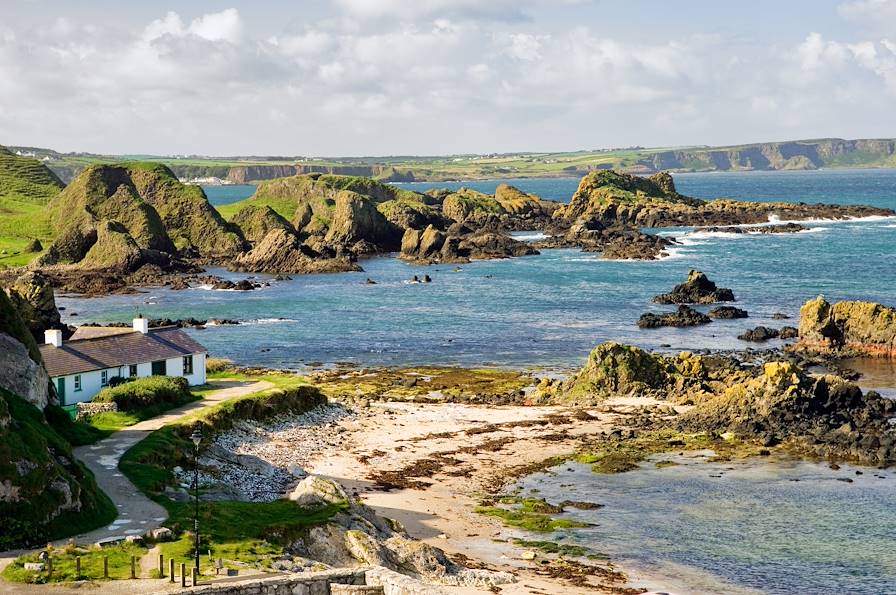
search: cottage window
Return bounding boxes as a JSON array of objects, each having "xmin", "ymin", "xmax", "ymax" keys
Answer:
[
  {"xmin": 74, "ymin": 375, "xmax": 82, "ymax": 392},
  {"xmin": 129, "ymin": 364, "xmax": 138, "ymax": 377},
  {"xmin": 101, "ymin": 370, "xmax": 109, "ymax": 386},
  {"xmin": 183, "ymin": 355, "xmax": 194, "ymax": 375}
]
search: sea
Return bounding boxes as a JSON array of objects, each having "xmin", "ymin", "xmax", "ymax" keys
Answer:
[{"xmin": 62, "ymin": 169, "xmax": 896, "ymax": 594}]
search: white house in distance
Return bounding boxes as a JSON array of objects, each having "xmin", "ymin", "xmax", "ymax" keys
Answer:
[{"xmin": 39, "ymin": 317, "xmax": 208, "ymax": 405}]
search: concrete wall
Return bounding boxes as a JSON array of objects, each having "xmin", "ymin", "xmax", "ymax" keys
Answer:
[{"xmin": 54, "ymin": 352, "xmax": 207, "ymax": 405}]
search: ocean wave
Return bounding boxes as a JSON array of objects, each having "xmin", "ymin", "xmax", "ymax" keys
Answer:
[
  {"xmin": 767, "ymin": 213, "xmax": 896, "ymax": 226},
  {"xmin": 511, "ymin": 231, "xmax": 548, "ymax": 242}
]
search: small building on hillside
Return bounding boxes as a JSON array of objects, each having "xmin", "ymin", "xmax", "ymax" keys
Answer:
[{"xmin": 39, "ymin": 317, "xmax": 208, "ymax": 405}]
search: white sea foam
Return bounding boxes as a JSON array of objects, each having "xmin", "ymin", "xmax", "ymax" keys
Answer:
[{"xmin": 511, "ymin": 231, "xmax": 548, "ymax": 242}]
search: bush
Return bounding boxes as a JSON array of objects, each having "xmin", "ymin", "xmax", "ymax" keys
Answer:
[
  {"xmin": 94, "ymin": 376, "xmax": 191, "ymax": 412},
  {"xmin": 206, "ymin": 357, "xmax": 233, "ymax": 374}
]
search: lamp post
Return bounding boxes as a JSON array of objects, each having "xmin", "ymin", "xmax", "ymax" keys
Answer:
[{"xmin": 190, "ymin": 428, "xmax": 202, "ymax": 576}]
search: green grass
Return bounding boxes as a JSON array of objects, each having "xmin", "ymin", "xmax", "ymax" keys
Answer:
[
  {"xmin": 113, "ymin": 381, "xmax": 339, "ymax": 573},
  {"xmin": 2, "ymin": 542, "xmax": 148, "ymax": 584}
]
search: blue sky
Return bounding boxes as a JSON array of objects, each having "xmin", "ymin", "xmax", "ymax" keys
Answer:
[{"xmin": 2, "ymin": 0, "xmax": 895, "ymax": 155}]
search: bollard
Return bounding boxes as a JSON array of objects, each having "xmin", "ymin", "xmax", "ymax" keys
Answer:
[
  {"xmin": 158, "ymin": 553, "xmax": 164, "ymax": 578},
  {"xmin": 47, "ymin": 557, "xmax": 53, "ymax": 578},
  {"xmin": 169, "ymin": 558, "xmax": 175, "ymax": 583},
  {"xmin": 181, "ymin": 563, "xmax": 186, "ymax": 588},
  {"xmin": 192, "ymin": 566, "xmax": 198, "ymax": 587},
  {"xmin": 103, "ymin": 556, "xmax": 109, "ymax": 579},
  {"xmin": 75, "ymin": 556, "xmax": 81, "ymax": 580},
  {"xmin": 131, "ymin": 556, "xmax": 136, "ymax": 579}
]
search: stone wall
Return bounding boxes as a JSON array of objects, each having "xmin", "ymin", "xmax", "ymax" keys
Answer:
[
  {"xmin": 75, "ymin": 401, "xmax": 118, "ymax": 420},
  {"xmin": 176, "ymin": 567, "xmax": 448, "ymax": 595}
]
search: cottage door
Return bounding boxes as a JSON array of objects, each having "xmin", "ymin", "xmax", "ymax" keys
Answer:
[{"xmin": 56, "ymin": 378, "xmax": 65, "ymax": 405}]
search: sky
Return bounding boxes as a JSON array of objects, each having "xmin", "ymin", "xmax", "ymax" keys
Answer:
[{"xmin": 1, "ymin": 0, "xmax": 895, "ymax": 156}]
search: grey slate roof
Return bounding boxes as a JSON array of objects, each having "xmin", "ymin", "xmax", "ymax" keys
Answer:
[{"xmin": 39, "ymin": 328, "xmax": 207, "ymax": 378}]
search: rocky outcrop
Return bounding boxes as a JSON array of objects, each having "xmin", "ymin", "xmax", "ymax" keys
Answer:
[
  {"xmin": 551, "ymin": 341, "xmax": 896, "ymax": 467},
  {"xmin": 400, "ymin": 225, "xmax": 537, "ymax": 264},
  {"xmin": 638, "ymin": 305, "xmax": 711, "ymax": 328},
  {"xmin": 0, "ymin": 288, "xmax": 51, "ymax": 410},
  {"xmin": 40, "ymin": 163, "xmax": 244, "ymax": 272},
  {"xmin": 287, "ymin": 476, "xmax": 511, "ymax": 588},
  {"xmin": 231, "ymin": 228, "xmax": 361, "ymax": 275},
  {"xmin": 708, "ymin": 306, "xmax": 748, "ymax": 319},
  {"xmin": 231, "ymin": 205, "xmax": 295, "ymax": 244},
  {"xmin": 5, "ymin": 271, "xmax": 62, "ymax": 340},
  {"xmin": 654, "ymin": 270, "xmax": 735, "ymax": 304},
  {"xmin": 738, "ymin": 326, "xmax": 798, "ymax": 342},
  {"xmin": 797, "ymin": 296, "xmax": 896, "ymax": 356},
  {"xmin": 552, "ymin": 170, "xmax": 894, "ymax": 229},
  {"xmin": 325, "ymin": 191, "xmax": 403, "ymax": 254},
  {"xmin": 698, "ymin": 223, "xmax": 806, "ymax": 235}
]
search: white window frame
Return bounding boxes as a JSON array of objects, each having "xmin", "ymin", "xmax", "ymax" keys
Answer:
[
  {"xmin": 183, "ymin": 355, "xmax": 194, "ymax": 375},
  {"xmin": 101, "ymin": 370, "xmax": 108, "ymax": 386},
  {"xmin": 74, "ymin": 375, "xmax": 82, "ymax": 392},
  {"xmin": 129, "ymin": 364, "xmax": 138, "ymax": 377}
]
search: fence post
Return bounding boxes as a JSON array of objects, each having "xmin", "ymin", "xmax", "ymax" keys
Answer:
[
  {"xmin": 103, "ymin": 556, "xmax": 109, "ymax": 579},
  {"xmin": 181, "ymin": 563, "xmax": 186, "ymax": 587},
  {"xmin": 158, "ymin": 553, "xmax": 164, "ymax": 578},
  {"xmin": 75, "ymin": 556, "xmax": 81, "ymax": 580},
  {"xmin": 169, "ymin": 558, "xmax": 175, "ymax": 583},
  {"xmin": 192, "ymin": 566, "xmax": 199, "ymax": 586},
  {"xmin": 47, "ymin": 557, "xmax": 52, "ymax": 578},
  {"xmin": 131, "ymin": 556, "xmax": 136, "ymax": 579}
]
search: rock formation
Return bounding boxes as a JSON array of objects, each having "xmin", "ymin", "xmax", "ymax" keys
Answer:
[
  {"xmin": 551, "ymin": 170, "xmax": 894, "ymax": 229},
  {"xmin": 231, "ymin": 228, "xmax": 361, "ymax": 275},
  {"xmin": 5, "ymin": 271, "xmax": 62, "ymax": 341},
  {"xmin": 39, "ymin": 163, "xmax": 244, "ymax": 271},
  {"xmin": 653, "ymin": 270, "xmax": 735, "ymax": 304},
  {"xmin": 551, "ymin": 341, "xmax": 896, "ymax": 467},
  {"xmin": 738, "ymin": 326, "xmax": 799, "ymax": 342},
  {"xmin": 708, "ymin": 306, "xmax": 748, "ymax": 319},
  {"xmin": 797, "ymin": 296, "xmax": 896, "ymax": 356},
  {"xmin": 287, "ymin": 476, "xmax": 511, "ymax": 587},
  {"xmin": 638, "ymin": 305, "xmax": 712, "ymax": 328}
]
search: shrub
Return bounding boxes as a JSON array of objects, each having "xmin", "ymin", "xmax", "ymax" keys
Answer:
[
  {"xmin": 94, "ymin": 376, "xmax": 191, "ymax": 412},
  {"xmin": 206, "ymin": 357, "xmax": 233, "ymax": 374}
]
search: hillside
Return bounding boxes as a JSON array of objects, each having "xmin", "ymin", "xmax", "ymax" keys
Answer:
[
  {"xmin": 41, "ymin": 163, "xmax": 245, "ymax": 271},
  {"xmin": 13, "ymin": 137, "xmax": 896, "ymax": 185},
  {"xmin": 0, "ymin": 145, "xmax": 63, "ymax": 268},
  {"xmin": 0, "ymin": 288, "xmax": 115, "ymax": 549}
]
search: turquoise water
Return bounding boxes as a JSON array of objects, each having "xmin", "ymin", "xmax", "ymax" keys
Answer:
[
  {"xmin": 515, "ymin": 457, "xmax": 896, "ymax": 595},
  {"xmin": 61, "ymin": 170, "xmax": 896, "ymax": 371},
  {"xmin": 203, "ymin": 184, "xmax": 256, "ymax": 206}
]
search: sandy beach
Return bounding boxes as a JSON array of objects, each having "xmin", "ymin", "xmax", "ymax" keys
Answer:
[{"xmin": 278, "ymin": 397, "xmax": 671, "ymax": 594}]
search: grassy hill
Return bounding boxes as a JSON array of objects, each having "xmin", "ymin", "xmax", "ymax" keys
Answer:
[{"xmin": 0, "ymin": 146, "xmax": 63, "ymax": 268}]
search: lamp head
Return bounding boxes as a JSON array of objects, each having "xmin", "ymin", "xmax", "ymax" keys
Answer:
[{"xmin": 190, "ymin": 428, "xmax": 202, "ymax": 448}]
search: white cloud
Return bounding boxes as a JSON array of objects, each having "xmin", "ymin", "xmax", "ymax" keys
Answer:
[
  {"xmin": 1, "ymin": 4, "xmax": 895, "ymax": 155},
  {"xmin": 838, "ymin": 0, "xmax": 896, "ymax": 21}
]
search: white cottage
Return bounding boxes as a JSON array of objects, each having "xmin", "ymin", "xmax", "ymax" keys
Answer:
[{"xmin": 39, "ymin": 317, "xmax": 208, "ymax": 405}]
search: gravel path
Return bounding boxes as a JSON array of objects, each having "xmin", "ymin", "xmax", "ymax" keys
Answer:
[{"xmin": 0, "ymin": 379, "xmax": 273, "ymax": 587}]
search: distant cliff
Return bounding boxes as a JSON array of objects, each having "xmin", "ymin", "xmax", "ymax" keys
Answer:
[{"xmin": 635, "ymin": 138, "xmax": 896, "ymax": 174}]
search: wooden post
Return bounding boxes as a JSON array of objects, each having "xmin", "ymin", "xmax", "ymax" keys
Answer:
[
  {"xmin": 130, "ymin": 556, "xmax": 136, "ymax": 579},
  {"xmin": 180, "ymin": 563, "xmax": 186, "ymax": 587},
  {"xmin": 75, "ymin": 556, "xmax": 81, "ymax": 579},
  {"xmin": 47, "ymin": 557, "xmax": 52, "ymax": 578},
  {"xmin": 158, "ymin": 553, "xmax": 164, "ymax": 578},
  {"xmin": 103, "ymin": 556, "xmax": 109, "ymax": 579},
  {"xmin": 192, "ymin": 566, "xmax": 199, "ymax": 587},
  {"xmin": 169, "ymin": 558, "xmax": 175, "ymax": 582}
]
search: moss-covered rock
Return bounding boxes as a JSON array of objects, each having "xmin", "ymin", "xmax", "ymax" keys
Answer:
[
  {"xmin": 231, "ymin": 204, "xmax": 295, "ymax": 244},
  {"xmin": 797, "ymin": 295, "xmax": 896, "ymax": 356}
]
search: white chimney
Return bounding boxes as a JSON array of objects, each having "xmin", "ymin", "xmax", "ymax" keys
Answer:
[
  {"xmin": 45, "ymin": 329, "xmax": 63, "ymax": 347},
  {"xmin": 133, "ymin": 317, "xmax": 149, "ymax": 334}
]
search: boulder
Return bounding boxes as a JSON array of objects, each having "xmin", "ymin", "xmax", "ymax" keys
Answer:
[
  {"xmin": 709, "ymin": 306, "xmax": 748, "ymax": 319},
  {"xmin": 653, "ymin": 270, "xmax": 735, "ymax": 304},
  {"xmin": 738, "ymin": 326, "xmax": 780, "ymax": 342},
  {"xmin": 638, "ymin": 305, "xmax": 712, "ymax": 328},
  {"xmin": 231, "ymin": 228, "xmax": 361, "ymax": 275}
]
